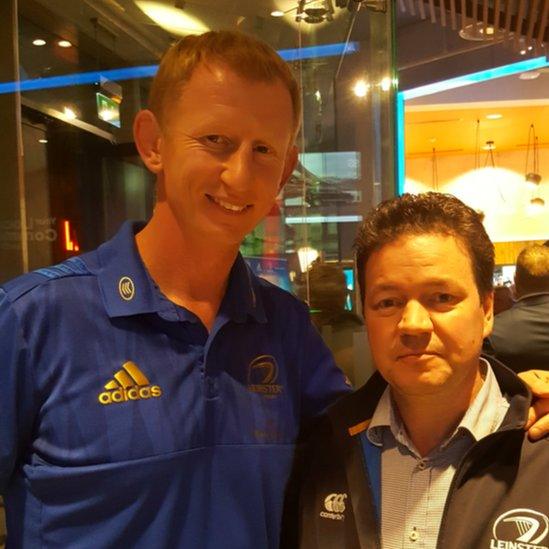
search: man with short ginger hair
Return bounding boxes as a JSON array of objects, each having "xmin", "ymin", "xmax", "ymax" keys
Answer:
[
  {"xmin": 0, "ymin": 31, "xmax": 348, "ymax": 548},
  {"xmin": 489, "ymin": 244, "xmax": 549, "ymax": 372}
]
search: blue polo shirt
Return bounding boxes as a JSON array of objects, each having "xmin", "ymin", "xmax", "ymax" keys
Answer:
[{"xmin": 0, "ymin": 221, "xmax": 350, "ymax": 548}]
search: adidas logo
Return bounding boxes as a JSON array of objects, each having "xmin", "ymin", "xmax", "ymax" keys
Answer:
[{"xmin": 98, "ymin": 361, "xmax": 162, "ymax": 405}]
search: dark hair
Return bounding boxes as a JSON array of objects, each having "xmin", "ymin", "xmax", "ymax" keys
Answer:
[
  {"xmin": 354, "ymin": 192, "xmax": 495, "ymax": 304},
  {"xmin": 514, "ymin": 245, "xmax": 549, "ymax": 297}
]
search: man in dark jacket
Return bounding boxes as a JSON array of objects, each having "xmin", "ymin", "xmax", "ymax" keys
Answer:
[
  {"xmin": 489, "ymin": 245, "xmax": 549, "ymax": 372},
  {"xmin": 286, "ymin": 193, "xmax": 549, "ymax": 549}
]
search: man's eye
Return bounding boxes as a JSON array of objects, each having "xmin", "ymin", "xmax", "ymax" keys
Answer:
[
  {"xmin": 254, "ymin": 144, "xmax": 271, "ymax": 154},
  {"xmin": 204, "ymin": 135, "xmax": 228, "ymax": 146},
  {"xmin": 375, "ymin": 298, "xmax": 397, "ymax": 310},
  {"xmin": 433, "ymin": 293, "xmax": 454, "ymax": 305}
]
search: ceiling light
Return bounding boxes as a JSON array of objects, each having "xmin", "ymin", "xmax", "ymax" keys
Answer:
[
  {"xmin": 38, "ymin": 138, "xmax": 48, "ymax": 144},
  {"xmin": 135, "ymin": 1, "xmax": 209, "ymax": 35},
  {"xmin": 33, "ymin": 39, "xmax": 46, "ymax": 46},
  {"xmin": 58, "ymin": 40, "xmax": 72, "ymax": 48},
  {"xmin": 380, "ymin": 77, "xmax": 392, "ymax": 92},
  {"xmin": 519, "ymin": 71, "xmax": 540, "ymax": 80},
  {"xmin": 528, "ymin": 197, "xmax": 545, "ymax": 213},
  {"xmin": 486, "ymin": 113, "xmax": 502, "ymax": 120},
  {"xmin": 63, "ymin": 107, "xmax": 77, "ymax": 120},
  {"xmin": 525, "ymin": 124, "xmax": 542, "ymax": 188},
  {"xmin": 353, "ymin": 79, "xmax": 369, "ymax": 98},
  {"xmin": 271, "ymin": 10, "xmax": 284, "ymax": 17},
  {"xmin": 297, "ymin": 247, "xmax": 319, "ymax": 272},
  {"xmin": 520, "ymin": 49, "xmax": 527, "ymax": 55},
  {"xmin": 459, "ymin": 22, "xmax": 498, "ymax": 41}
]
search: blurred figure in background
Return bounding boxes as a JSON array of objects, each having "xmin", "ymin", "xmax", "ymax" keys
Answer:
[
  {"xmin": 493, "ymin": 284, "xmax": 514, "ymax": 315},
  {"xmin": 297, "ymin": 261, "xmax": 364, "ymax": 385},
  {"xmin": 489, "ymin": 245, "xmax": 549, "ymax": 372}
]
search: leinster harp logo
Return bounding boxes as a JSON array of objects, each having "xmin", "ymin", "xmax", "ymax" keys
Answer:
[
  {"xmin": 247, "ymin": 355, "xmax": 283, "ymax": 397},
  {"xmin": 491, "ymin": 509, "xmax": 549, "ymax": 548}
]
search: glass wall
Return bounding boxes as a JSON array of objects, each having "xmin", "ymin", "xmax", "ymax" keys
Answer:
[{"xmin": 0, "ymin": 0, "xmax": 398, "ymax": 391}]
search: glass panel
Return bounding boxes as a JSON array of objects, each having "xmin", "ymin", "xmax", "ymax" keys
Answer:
[
  {"xmin": 402, "ymin": 62, "xmax": 549, "ymax": 264},
  {"xmin": 2, "ymin": 1, "xmax": 397, "ymax": 386}
]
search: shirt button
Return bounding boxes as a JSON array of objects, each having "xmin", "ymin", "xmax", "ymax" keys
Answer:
[
  {"xmin": 418, "ymin": 460, "xmax": 426, "ymax": 470},
  {"xmin": 205, "ymin": 376, "xmax": 218, "ymax": 398},
  {"xmin": 409, "ymin": 527, "xmax": 419, "ymax": 542}
]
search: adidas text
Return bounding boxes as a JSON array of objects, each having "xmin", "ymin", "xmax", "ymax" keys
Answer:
[{"xmin": 98, "ymin": 385, "xmax": 162, "ymax": 405}]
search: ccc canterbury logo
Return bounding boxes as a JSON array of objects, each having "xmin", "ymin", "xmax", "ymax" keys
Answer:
[
  {"xmin": 491, "ymin": 509, "xmax": 549, "ymax": 548},
  {"xmin": 320, "ymin": 493, "xmax": 347, "ymax": 521},
  {"xmin": 98, "ymin": 361, "xmax": 162, "ymax": 405},
  {"xmin": 118, "ymin": 276, "xmax": 135, "ymax": 300}
]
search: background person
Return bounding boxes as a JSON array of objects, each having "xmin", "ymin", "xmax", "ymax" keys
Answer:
[
  {"xmin": 287, "ymin": 193, "xmax": 549, "ymax": 548},
  {"xmin": 488, "ymin": 244, "xmax": 549, "ymax": 373}
]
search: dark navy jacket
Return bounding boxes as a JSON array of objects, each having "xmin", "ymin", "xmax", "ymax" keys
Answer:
[
  {"xmin": 489, "ymin": 293, "xmax": 549, "ymax": 373},
  {"xmin": 284, "ymin": 358, "xmax": 549, "ymax": 549}
]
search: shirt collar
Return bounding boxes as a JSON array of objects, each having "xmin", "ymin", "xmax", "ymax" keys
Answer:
[
  {"xmin": 455, "ymin": 358, "xmax": 510, "ymax": 441},
  {"xmin": 218, "ymin": 253, "xmax": 267, "ymax": 324},
  {"xmin": 96, "ymin": 221, "xmax": 266, "ymax": 323},
  {"xmin": 366, "ymin": 358, "xmax": 510, "ymax": 450},
  {"xmin": 97, "ymin": 221, "xmax": 168, "ymax": 318}
]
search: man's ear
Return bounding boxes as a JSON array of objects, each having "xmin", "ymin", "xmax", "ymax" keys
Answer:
[
  {"xmin": 482, "ymin": 290, "xmax": 494, "ymax": 338},
  {"xmin": 133, "ymin": 110, "xmax": 163, "ymax": 174},
  {"xmin": 278, "ymin": 145, "xmax": 298, "ymax": 191}
]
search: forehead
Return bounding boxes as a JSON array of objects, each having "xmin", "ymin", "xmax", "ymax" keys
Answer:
[
  {"xmin": 173, "ymin": 62, "xmax": 293, "ymax": 121},
  {"xmin": 365, "ymin": 233, "xmax": 475, "ymax": 287}
]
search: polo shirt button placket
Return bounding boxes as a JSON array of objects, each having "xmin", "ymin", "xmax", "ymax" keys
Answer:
[
  {"xmin": 204, "ymin": 376, "xmax": 218, "ymax": 398},
  {"xmin": 409, "ymin": 526, "xmax": 419, "ymax": 542}
]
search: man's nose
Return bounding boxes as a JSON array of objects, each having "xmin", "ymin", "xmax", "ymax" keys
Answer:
[
  {"xmin": 221, "ymin": 146, "xmax": 253, "ymax": 191},
  {"xmin": 397, "ymin": 300, "xmax": 433, "ymax": 335}
]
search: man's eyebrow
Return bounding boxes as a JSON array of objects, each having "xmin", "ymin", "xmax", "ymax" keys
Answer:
[{"xmin": 369, "ymin": 278, "xmax": 459, "ymax": 292}]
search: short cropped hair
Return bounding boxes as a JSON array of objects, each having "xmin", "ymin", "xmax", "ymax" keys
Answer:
[
  {"xmin": 148, "ymin": 30, "xmax": 301, "ymax": 134},
  {"xmin": 354, "ymin": 192, "xmax": 495, "ymax": 303},
  {"xmin": 514, "ymin": 245, "xmax": 549, "ymax": 297}
]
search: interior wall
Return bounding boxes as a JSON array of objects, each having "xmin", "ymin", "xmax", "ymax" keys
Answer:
[{"xmin": 405, "ymin": 147, "xmax": 549, "ymax": 242}]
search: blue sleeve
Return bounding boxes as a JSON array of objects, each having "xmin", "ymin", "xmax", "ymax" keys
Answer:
[
  {"xmin": 0, "ymin": 289, "xmax": 35, "ymax": 494},
  {"xmin": 299, "ymin": 315, "xmax": 352, "ymax": 422}
]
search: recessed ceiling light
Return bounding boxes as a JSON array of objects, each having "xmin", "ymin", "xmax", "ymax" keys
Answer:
[
  {"xmin": 486, "ymin": 113, "xmax": 503, "ymax": 120},
  {"xmin": 271, "ymin": 10, "xmax": 284, "ymax": 17},
  {"xmin": 352, "ymin": 79, "xmax": 369, "ymax": 98},
  {"xmin": 519, "ymin": 71, "xmax": 540, "ymax": 80},
  {"xmin": 33, "ymin": 39, "xmax": 46, "ymax": 46},
  {"xmin": 135, "ymin": 1, "xmax": 209, "ymax": 35},
  {"xmin": 380, "ymin": 77, "xmax": 392, "ymax": 92},
  {"xmin": 58, "ymin": 40, "xmax": 72, "ymax": 48}
]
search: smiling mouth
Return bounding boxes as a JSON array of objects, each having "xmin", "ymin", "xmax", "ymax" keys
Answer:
[{"xmin": 206, "ymin": 194, "xmax": 251, "ymax": 213}]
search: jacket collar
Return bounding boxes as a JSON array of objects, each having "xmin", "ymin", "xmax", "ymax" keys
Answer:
[
  {"xmin": 95, "ymin": 221, "xmax": 266, "ymax": 323},
  {"xmin": 327, "ymin": 356, "xmax": 531, "ymax": 439}
]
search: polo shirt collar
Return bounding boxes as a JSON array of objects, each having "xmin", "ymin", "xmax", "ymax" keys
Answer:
[
  {"xmin": 219, "ymin": 253, "xmax": 267, "ymax": 324},
  {"xmin": 96, "ymin": 221, "xmax": 267, "ymax": 323},
  {"xmin": 97, "ymin": 221, "xmax": 168, "ymax": 318}
]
